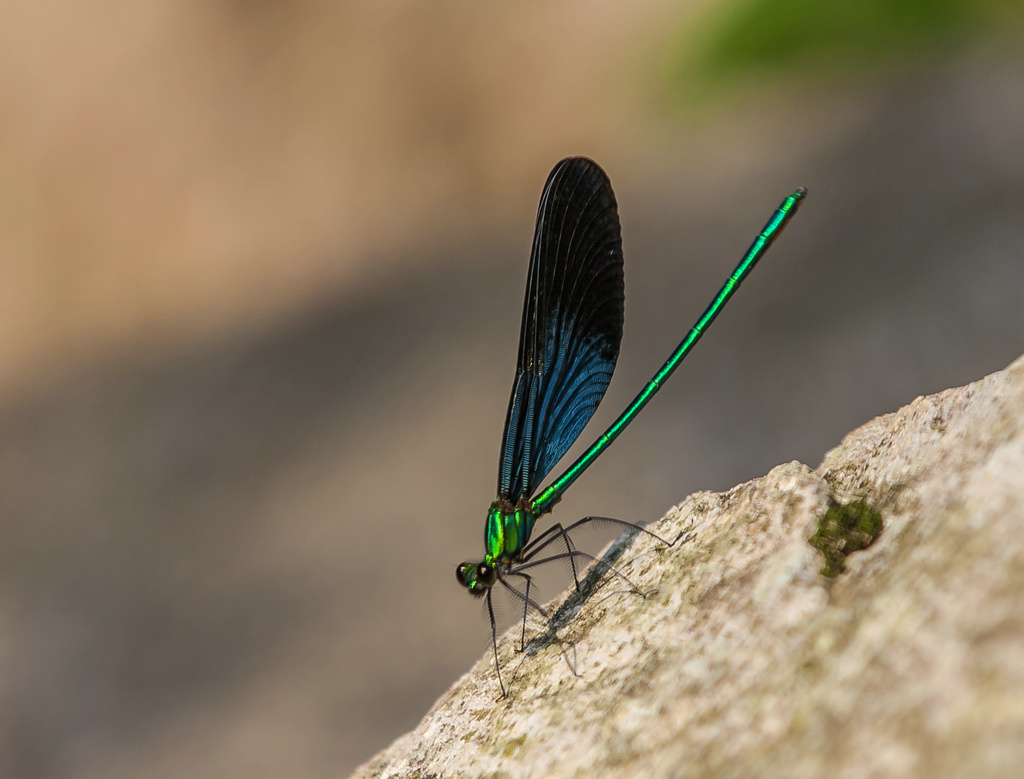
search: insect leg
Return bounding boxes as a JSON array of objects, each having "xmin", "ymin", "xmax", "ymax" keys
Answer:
[{"xmin": 485, "ymin": 589, "xmax": 507, "ymax": 698}]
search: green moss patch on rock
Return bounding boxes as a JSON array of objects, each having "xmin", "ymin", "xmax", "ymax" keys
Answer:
[{"xmin": 809, "ymin": 499, "xmax": 883, "ymax": 577}]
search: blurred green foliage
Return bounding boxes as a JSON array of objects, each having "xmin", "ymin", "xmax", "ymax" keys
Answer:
[{"xmin": 669, "ymin": 0, "xmax": 1024, "ymax": 98}]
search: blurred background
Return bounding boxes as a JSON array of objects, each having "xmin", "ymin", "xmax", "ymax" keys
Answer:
[{"xmin": 1, "ymin": 1, "xmax": 1023, "ymax": 776}]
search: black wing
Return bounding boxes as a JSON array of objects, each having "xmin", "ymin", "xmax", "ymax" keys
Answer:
[{"xmin": 496, "ymin": 157, "xmax": 625, "ymax": 504}]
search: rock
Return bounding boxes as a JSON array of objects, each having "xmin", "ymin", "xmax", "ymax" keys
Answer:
[{"xmin": 352, "ymin": 353, "xmax": 1024, "ymax": 778}]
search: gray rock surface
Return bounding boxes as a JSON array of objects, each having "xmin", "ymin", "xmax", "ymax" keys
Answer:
[{"xmin": 353, "ymin": 352, "xmax": 1024, "ymax": 778}]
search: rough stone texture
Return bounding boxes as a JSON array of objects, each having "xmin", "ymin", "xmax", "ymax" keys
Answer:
[{"xmin": 353, "ymin": 353, "xmax": 1024, "ymax": 779}]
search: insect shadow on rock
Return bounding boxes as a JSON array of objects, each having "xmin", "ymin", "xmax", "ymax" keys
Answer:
[{"xmin": 504, "ymin": 516, "xmax": 700, "ymax": 692}]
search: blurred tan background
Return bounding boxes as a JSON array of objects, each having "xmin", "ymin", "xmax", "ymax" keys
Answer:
[{"xmin": 1, "ymin": 1, "xmax": 1023, "ymax": 776}]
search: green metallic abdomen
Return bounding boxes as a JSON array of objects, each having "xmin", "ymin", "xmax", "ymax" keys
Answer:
[{"xmin": 484, "ymin": 501, "xmax": 536, "ymax": 563}]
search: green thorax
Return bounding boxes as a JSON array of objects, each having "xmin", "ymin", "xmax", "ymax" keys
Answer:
[{"xmin": 484, "ymin": 500, "xmax": 536, "ymax": 564}]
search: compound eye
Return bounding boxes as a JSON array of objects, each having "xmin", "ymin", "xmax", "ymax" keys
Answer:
[
  {"xmin": 476, "ymin": 563, "xmax": 495, "ymax": 586},
  {"xmin": 455, "ymin": 562, "xmax": 474, "ymax": 587}
]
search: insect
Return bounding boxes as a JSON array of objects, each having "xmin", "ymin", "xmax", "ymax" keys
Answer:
[{"xmin": 456, "ymin": 157, "xmax": 805, "ymax": 694}]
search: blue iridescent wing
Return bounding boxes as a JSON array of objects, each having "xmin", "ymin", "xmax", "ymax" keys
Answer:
[{"xmin": 497, "ymin": 157, "xmax": 625, "ymax": 503}]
